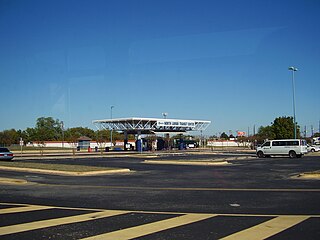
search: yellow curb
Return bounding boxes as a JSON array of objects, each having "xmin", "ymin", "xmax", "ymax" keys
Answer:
[
  {"xmin": 296, "ymin": 173, "xmax": 320, "ymax": 179},
  {"xmin": 0, "ymin": 166, "xmax": 130, "ymax": 176},
  {"xmin": 0, "ymin": 177, "xmax": 28, "ymax": 185},
  {"xmin": 134, "ymin": 155, "xmax": 159, "ymax": 158}
]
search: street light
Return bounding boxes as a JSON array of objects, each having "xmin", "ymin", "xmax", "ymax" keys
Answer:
[
  {"xmin": 288, "ymin": 66, "xmax": 298, "ymax": 139},
  {"xmin": 162, "ymin": 112, "xmax": 168, "ymax": 119},
  {"xmin": 110, "ymin": 106, "xmax": 114, "ymax": 148},
  {"xmin": 61, "ymin": 121, "xmax": 64, "ymax": 149}
]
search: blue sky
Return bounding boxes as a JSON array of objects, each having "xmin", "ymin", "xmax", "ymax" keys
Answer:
[{"xmin": 1, "ymin": 0, "xmax": 319, "ymax": 136}]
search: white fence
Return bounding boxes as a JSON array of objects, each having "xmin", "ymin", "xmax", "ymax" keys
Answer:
[
  {"xmin": 207, "ymin": 140, "xmax": 251, "ymax": 147},
  {"xmin": 26, "ymin": 141, "xmax": 136, "ymax": 148}
]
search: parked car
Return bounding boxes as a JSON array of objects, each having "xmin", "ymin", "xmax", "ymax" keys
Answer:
[
  {"xmin": 307, "ymin": 144, "xmax": 320, "ymax": 152},
  {"xmin": 0, "ymin": 147, "xmax": 14, "ymax": 160}
]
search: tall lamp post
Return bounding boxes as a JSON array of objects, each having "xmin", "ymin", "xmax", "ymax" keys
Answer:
[
  {"xmin": 110, "ymin": 106, "xmax": 114, "ymax": 148},
  {"xmin": 61, "ymin": 121, "xmax": 64, "ymax": 149},
  {"xmin": 288, "ymin": 66, "xmax": 298, "ymax": 139}
]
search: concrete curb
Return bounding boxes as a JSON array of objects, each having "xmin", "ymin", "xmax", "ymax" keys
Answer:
[
  {"xmin": 295, "ymin": 173, "xmax": 320, "ymax": 180},
  {"xmin": 0, "ymin": 166, "xmax": 131, "ymax": 176},
  {"xmin": 223, "ymin": 156, "xmax": 257, "ymax": 161},
  {"xmin": 142, "ymin": 155, "xmax": 256, "ymax": 166},
  {"xmin": 144, "ymin": 160, "xmax": 230, "ymax": 166}
]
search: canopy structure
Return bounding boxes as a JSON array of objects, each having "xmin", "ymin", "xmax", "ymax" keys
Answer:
[{"xmin": 93, "ymin": 117, "xmax": 211, "ymax": 134}]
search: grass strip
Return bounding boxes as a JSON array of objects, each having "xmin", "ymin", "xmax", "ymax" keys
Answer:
[{"xmin": 0, "ymin": 161, "xmax": 119, "ymax": 173}]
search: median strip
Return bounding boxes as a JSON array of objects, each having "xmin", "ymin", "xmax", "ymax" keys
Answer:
[
  {"xmin": 0, "ymin": 162, "xmax": 130, "ymax": 176},
  {"xmin": 144, "ymin": 159, "xmax": 231, "ymax": 166}
]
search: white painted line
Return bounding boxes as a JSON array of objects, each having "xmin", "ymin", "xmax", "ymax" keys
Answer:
[
  {"xmin": 81, "ymin": 213, "xmax": 216, "ymax": 240},
  {"xmin": 220, "ymin": 216, "xmax": 309, "ymax": 240}
]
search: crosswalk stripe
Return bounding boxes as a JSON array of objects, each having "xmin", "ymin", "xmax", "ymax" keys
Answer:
[
  {"xmin": 0, "ymin": 205, "xmax": 54, "ymax": 214},
  {"xmin": 81, "ymin": 213, "xmax": 216, "ymax": 240},
  {"xmin": 0, "ymin": 210, "xmax": 128, "ymax": 236},
  {"xmin": 220, "ymin": 216, "xmax": 309, "ymax": 240},
  {"xmin": 1, "ymin": 203, "xmax": 317, "ymax": 239}
]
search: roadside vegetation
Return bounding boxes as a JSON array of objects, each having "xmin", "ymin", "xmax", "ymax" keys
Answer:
[
  {"xmin": 210, "ymin": 116, "xmax": 320, "ymax": 145},
  {"xmin": 1, "ymin": 116, "xmax": 319, "ymax": 148},
  {"xmin": 0, "ymin": 161, "xmax": 120, "ymax": 172},
  {"xmin": 0, "ymin": 117, "xmax": 133, "ymax": 147}
]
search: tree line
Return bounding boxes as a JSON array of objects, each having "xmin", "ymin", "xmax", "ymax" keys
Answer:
[
  {"xmin": 1, "ymin": 116, "xmax": 319, "ymax": 146},
  {"xmin": 212, "ymin": 116, "xmax": 319, "ymax": 143},
  {"xmin": 0, "ymin": 117, "xmax": 127, "ymax": 146}
]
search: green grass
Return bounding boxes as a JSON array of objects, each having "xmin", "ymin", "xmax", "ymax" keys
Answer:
[
  {"xmin": 0, "ymin": 161, "xmax": 119, "ymax": 172},
  {"xmin": 7, "ymin": 146, "xmax": 71, "ymax": 151}
]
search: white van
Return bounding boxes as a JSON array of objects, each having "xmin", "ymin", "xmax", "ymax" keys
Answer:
[{"xmin": 256, "ymin": 139, "xmax": 308, "ymax": 158}]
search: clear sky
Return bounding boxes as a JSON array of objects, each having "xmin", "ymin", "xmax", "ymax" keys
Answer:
[{"xmin": 1, "ymin": 0, "xmax": 319, "ymax": 136}]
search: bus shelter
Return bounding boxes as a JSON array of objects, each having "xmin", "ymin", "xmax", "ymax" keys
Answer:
[{"xmin": 93, "ymin": 117, "xmax": 211, "ymax": 151}]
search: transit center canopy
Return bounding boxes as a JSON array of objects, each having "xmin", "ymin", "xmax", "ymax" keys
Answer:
[{"xmin": 93, "ymin": 117, "xmax": 211, "ymax": 134}]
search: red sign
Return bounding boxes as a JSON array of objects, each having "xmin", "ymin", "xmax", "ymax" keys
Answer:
[{"xmin": 237, "ymin": 131, "xmax": 246, "ymax": 137}]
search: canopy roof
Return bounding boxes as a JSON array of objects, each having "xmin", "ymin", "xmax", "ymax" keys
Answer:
[{"xmin": 93, "ymin": 117, "xmax": 211, "ymax": 134}]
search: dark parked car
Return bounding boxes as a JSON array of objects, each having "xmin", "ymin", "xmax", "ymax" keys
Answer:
[{"xmin": 0, "ymin": 148, "xmax": 14, "ymax": 160}]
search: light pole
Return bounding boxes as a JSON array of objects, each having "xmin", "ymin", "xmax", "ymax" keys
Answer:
[
  {"xmin": 61, "ymin": 121, "xmax": 64, "ymax": 149},
  {"xmin": 288, "ymin": 66, "xmax": 298, "ymax": 139},
  {"xmin": 110, "ymin": 106, "xmax": 114, "ymax": 148},
  {"xmin": 162, "ymin": 112, "xmax": 168, "ymax": 119}
]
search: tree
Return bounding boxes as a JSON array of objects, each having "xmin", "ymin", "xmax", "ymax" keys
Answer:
[
  {"xmin": 0, "ymin": 129, "xmax": 20, "ymax": 146},
  {"xmin": 24, "ymin": 127, "xmax": 37, "ymax": 143},
  {"xmin": 256, "ymin": 116, "xmax": 301, "ymax": 141},
  {"xmin": 272, "ymin": 116, "xmax": 300, "ymax": 139},
  {"xmin": 35, "ymin": 117, "xmax": 63, "ymax": 141},
  {"xmin": 229, "ymin": 134, "xmax": 235, "ymax": 139},
  {"xmin": 257, "ymin": 125, "xmax": 275, "ymax": 141},
  {"xmin": 95, "ymin": 129, "xmax": 109, "ymax": 151},
  {"xmin": 220, "ymin": 132, "xmax": 229, "ymax": 139},
  {"xmin": 313, "ymin": 132, "xmax": 320, "ymax": 138},
  {"xmin": 64, "ymin": 127, "xmax": 95, "ymax": 143}
]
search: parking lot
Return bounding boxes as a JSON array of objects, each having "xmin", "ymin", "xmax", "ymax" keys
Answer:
[{"xmin": 1, "ymin": 151, "xmax": 320, "ymax": 239}]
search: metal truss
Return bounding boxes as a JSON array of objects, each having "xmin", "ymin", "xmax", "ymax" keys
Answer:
[{"xmin": 93, "ymin": 117, "xmax": 211, "ymax": 133}]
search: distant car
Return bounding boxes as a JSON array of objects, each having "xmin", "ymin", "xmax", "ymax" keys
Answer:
[
  {"xmin": 0, "ymin": 147, "xmax": 14, "ymax": 160},
  {"xmin": 307, "ymin": 144, "xmax": 320, "ymax": 152}
]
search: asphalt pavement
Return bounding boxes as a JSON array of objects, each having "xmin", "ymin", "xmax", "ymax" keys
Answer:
[{"xmin": 1, "ymin": 152, "xmax": 320, "ymax": 239}]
